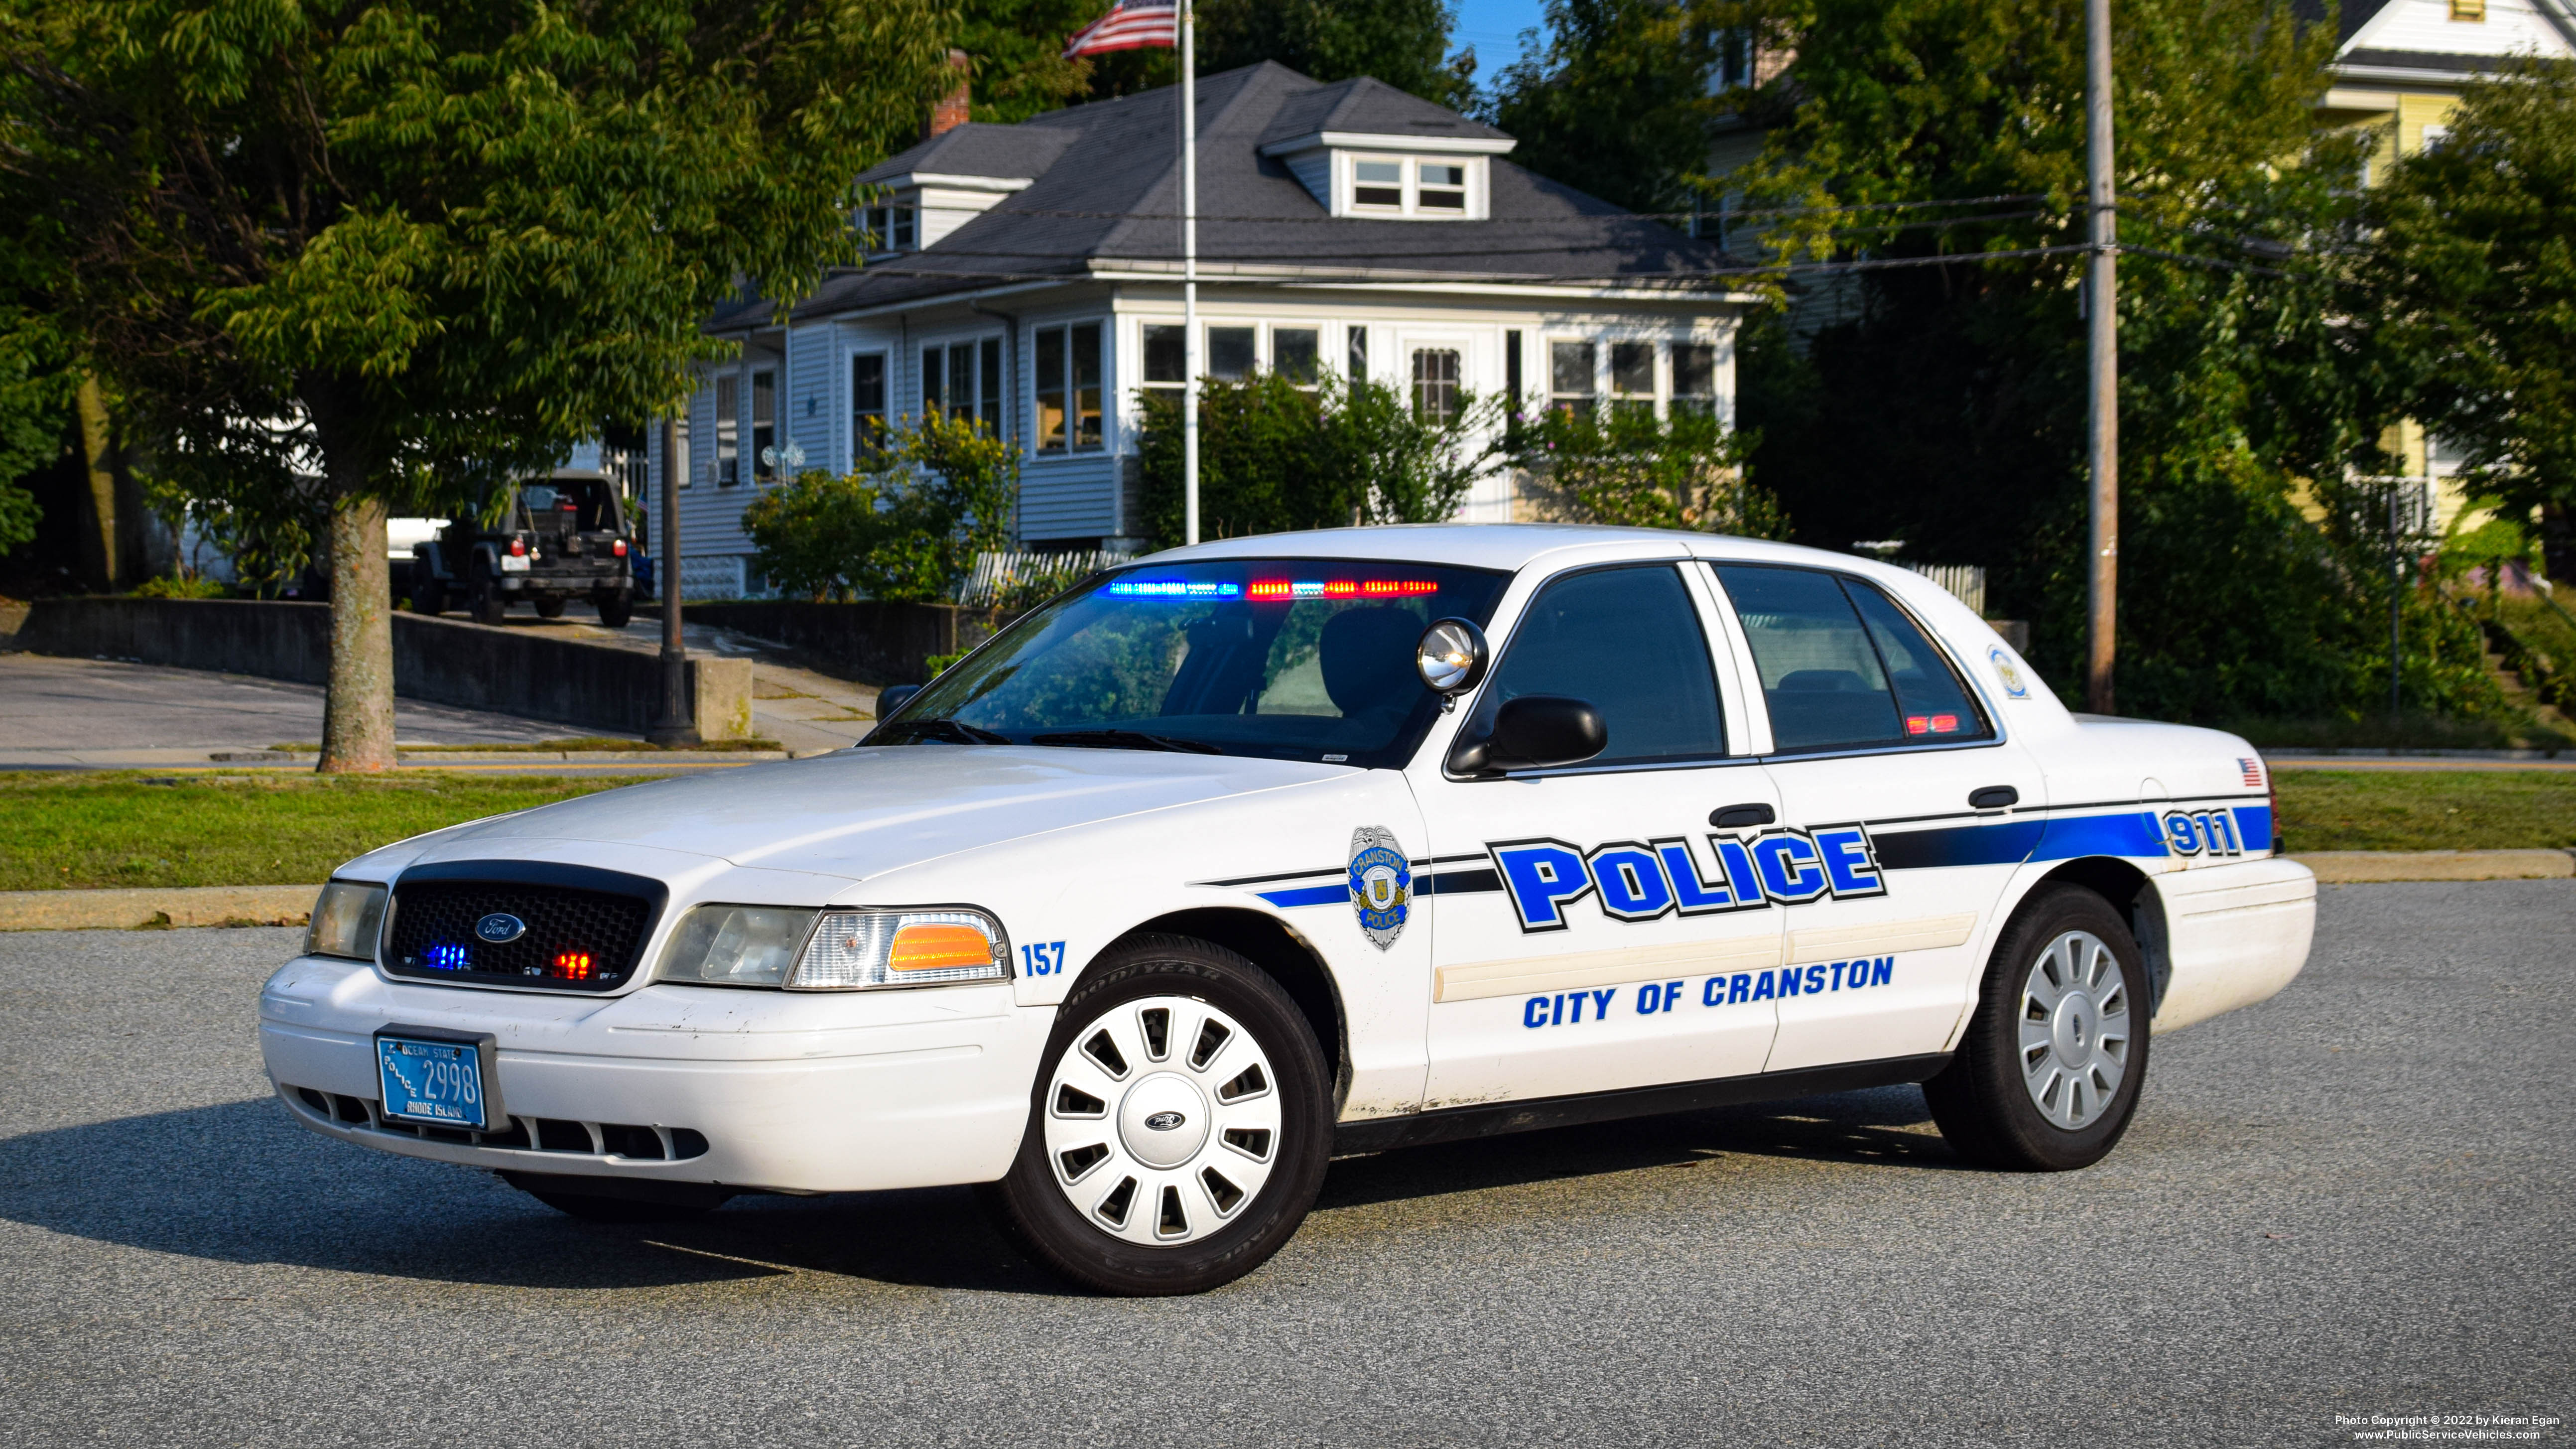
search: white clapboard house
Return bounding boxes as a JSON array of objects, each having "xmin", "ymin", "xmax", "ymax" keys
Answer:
[{"xmin": 646, "ymin": 61, "xmax": 1750, "ymax": 598}]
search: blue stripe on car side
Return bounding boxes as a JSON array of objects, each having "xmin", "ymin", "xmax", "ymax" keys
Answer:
[
  {"xmin": 1871, "ymin": 820, "xmax": 2047, "ymax": 870},
  {"xmin": 2033, "ymin": 810, "xmax": 2172, "ymax": 860},
  {"xmin": 2233, "ymin": 804, "xmax": 2274, "ymax": 851}
]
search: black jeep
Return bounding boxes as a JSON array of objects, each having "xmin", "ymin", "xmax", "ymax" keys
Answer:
[{"xmin": 409, "ymin": 472, "xmax": 637, "ymax": 628}]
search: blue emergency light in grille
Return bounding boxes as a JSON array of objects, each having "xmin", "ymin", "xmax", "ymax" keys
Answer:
[{"xmin": 384, "ymin": 863, "xmax": 665, "ymax": 993}]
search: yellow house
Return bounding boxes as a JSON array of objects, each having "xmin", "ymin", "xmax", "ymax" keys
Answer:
[{"xmin": 2318, "ymin": 0, "xmax": 2576, "ymax": 532}]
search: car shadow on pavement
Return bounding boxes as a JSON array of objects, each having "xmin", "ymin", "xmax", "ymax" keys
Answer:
[
  {"xmin": 0, "ymin": 1097, "xmax": 1066, "ymax": 1296},
  {"xmin": 1317, "ymin": 1084, "xmax": 1969, "ymax": 1213},
  {"xmin": 0, "ymin": 1086, "xmax": 1959, "ymax": 1297}
]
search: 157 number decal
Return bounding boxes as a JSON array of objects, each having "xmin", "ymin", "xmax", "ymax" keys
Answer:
[{"xmin": 1020, "ymin": 941, "xmax": 1067, "ymax": 976}]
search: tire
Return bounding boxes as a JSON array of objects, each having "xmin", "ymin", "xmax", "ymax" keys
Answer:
[
  {"xmin": 594, "ymin": 592, "xmax": 633, "ymax": 629},
  {"xmin": 985, "ymin": 933, "xmax": 1333, "ymax": 1296},
  {"xmin": 533, "ymin": 594, "xmax": 566, "ymax": 619},
  {"xmin": 521, "ymin": 1188, "xmax": 727, "ymax": 1223},
  {"xmin": 1925, "ymin": 883, "xmax": 2151, "ymax": 1171},
  {"xmin": 470, "ymin": 580, "xmax": 507, "ymax": 626},
  {"xmin": 412, "ymin": 577, "xmax": 445, "ymax": 617}
]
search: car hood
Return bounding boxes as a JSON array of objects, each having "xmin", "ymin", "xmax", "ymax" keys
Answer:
[{"xmin": 388, "ymin": 746, "xmax": 1348, "ymax": 884}]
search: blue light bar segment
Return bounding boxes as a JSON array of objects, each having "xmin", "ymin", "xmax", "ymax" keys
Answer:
[
  {"xmin": 1105, "ymin": 579, "xmax": 1242, "ymax": 598},
  {"xmin": 423, "ymin": 943, "xmax": 471, "ymax": 971}
]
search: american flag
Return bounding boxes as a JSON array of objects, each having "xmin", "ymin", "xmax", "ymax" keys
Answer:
[
  {"xmin": 1063, "ymin": 0, "xmax": 1177, "ymax": 57},
  {"xmin": 2238, "ymin": 757, "xmax": 2264, "ymax": 788}
]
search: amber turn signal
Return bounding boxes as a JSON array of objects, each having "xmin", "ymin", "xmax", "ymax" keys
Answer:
[{"xmin": 888, "ymin": 922, "xmax": 997, "ymax": 973}]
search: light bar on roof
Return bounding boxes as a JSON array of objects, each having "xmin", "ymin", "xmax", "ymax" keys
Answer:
[
  {"xmin": 1106, "ymin": 579, "xmax": 1241, "ymax": 598},
  {"xmin": 1247, "ymin": 578, "xmax": 1440, "ymax": 600}
]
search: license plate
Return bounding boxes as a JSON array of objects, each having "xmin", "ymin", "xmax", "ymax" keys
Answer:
[
  {"xmin": 376, "ymin": 1035, "xmax": 489, "ymax": 1130},
  {"xmin": 500, "ymin": 554, "xmax": 529, "ymax": 572}
]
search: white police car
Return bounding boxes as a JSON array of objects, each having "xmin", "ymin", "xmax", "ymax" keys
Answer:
[{"xmin": 260, "ymin": 526, "xmax": 2316, "ymax": 1295}]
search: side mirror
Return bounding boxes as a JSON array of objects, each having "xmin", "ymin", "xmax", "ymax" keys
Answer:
[
  {"xmin": 877, "ymin": 683, "xmax": 922, "ymax": 719},
  {"xmin": 1449, "ymin": 694, "xmax": 1608, "ymax": 775},
  {"xmin": 1415, "ymin": 617, "xmax": 1489, "ymax": 697}
]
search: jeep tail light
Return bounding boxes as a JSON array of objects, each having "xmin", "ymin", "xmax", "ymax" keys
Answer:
[
  {"xmin": 612, "ymin": 539, "xmax": 628, "ymax": 557},
  {"xmin": 509, "ymin": 537, "xmax": 526, "ymax": 557}
]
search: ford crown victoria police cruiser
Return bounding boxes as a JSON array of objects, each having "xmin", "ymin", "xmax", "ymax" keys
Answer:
[{"xmin": 260, "ymin": 526, "xmax": 2317, "ymax": 1295}]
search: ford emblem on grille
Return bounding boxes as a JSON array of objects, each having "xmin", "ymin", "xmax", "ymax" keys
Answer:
[
  {"xmin": 1143, "ymin": 1111, "xmax": 1186, "ymax": 1131},
  {"xmin": 474, "ymin": 913, "xmax": 527, "ymax": 944}
]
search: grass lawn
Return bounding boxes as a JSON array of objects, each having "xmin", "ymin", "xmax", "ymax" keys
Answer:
[
  {"xmin": 0, "ymin": 772, "xmax": 666, "ymax": 891},
  {"xmin": 2273, "ymin": 769, "xmax": 2576, "ymax": 853}
]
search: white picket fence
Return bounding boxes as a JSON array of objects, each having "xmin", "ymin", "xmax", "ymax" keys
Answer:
[
  {"xmin": 953, "ymin": 548, "xmax": 1135, "ymax": 609},
  {"xmin": 1906, "ymin": 562, "xmax": 1987, "ymax": 617}
]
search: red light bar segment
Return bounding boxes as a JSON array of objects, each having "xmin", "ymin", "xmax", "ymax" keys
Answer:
[
  {"xmin": 553, "ymin": 950, "xmax": 595, "ymax": 980},
  {"xmin": 1905, "ymin": 714, "xmax": 1962, "ymax": 736},
  {"xmin": 1246, "ymin": 579, "xmax": 1440, "ymax": 601}
]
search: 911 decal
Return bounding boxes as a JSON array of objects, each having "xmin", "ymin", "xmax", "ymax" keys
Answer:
[
  {"xmin": 2163, "ymin": 809, "xmax": 2243, "ymax": 858},
  {"xmin": 1490, "ymin": 825, "xmax": 1886, "ymax": 934}
]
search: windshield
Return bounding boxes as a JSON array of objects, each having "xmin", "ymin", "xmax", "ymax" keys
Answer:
[{"xmin": 872, "ymin": 558, "xmax": 1511, "ymax": 766}]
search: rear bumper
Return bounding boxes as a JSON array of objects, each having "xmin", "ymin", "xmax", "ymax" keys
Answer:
[
  {"xmin": 2149, "ymin": 857, "xmax": 2317, "ymax": 1031},
  {"xmin": 258, "ymin": 956, "xmax": 1049, "ymax": 1193}
]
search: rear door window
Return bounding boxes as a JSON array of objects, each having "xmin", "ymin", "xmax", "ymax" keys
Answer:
[{"xmin": 1712, "ymin": 564, "xmax": 1989, "ymax": 753}]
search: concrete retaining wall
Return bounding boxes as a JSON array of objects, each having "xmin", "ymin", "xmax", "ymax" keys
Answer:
[
  {"xmin": 683, "ymin": 600, "xmax": 1005, "ymax": 685},
  {"xmin": 14, "ymin": 596, "xmax": 750, "ymax": 739}
]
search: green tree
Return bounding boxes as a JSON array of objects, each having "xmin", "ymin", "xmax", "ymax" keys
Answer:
[
  {"xmin": 744, "ymin": 411, "xmax": 1021, "ymax": 603},
  {"xmin": 1509, "ymin": 403, "xmax": 1783, "ymax": 535},
  {"xmin": 1718, "ymin": 0, "xmax": 2498, "ymax": 722},
  {"xmin": 1484, "ymin": 0, "xmax": 1723, "ymax": 214},
  {"xmin": 2361, "ymin": 56, "xmax": 2576, "ymax": 583},
  {"xmin": 0, "ymin": 0, "xmax": 953, "ymax": 769},
  {"xmin": 1135, "ymin": 371, "xmax": 1496, "ymax": 548}
]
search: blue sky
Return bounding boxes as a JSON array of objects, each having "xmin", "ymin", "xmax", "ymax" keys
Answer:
[{"xmin": 1449, "ymin": 0, "xmax": 1551, "ymax": 74}]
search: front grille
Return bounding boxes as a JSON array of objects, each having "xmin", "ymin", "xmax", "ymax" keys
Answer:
[
  {"xmin": 383, "ymin": 864, "xmax": 662, "ymax": 992},
  {"xmin": 286, "ymin": 1087, "xmax": 708, "ymax": 1160}
]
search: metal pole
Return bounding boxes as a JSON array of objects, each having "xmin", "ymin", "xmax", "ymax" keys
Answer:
[
  {"xmin": 2082, "ymin": 0, "xmax": 2119, "ymax": 715},
  {"xmin": 1181, "ymin": 0, "xmax": 1200, "ymax": 547},
  {"xmin": 2389, "ymin": 487, "xmax": 2404, "ymax": 723},
  {"xmin": 649, "ymin": 415, "xmax": 700, "ymax": 746}
]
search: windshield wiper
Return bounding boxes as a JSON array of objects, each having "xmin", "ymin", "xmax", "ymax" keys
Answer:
[
  {"xmin": 893, "ymin": 718, "xmax": 1012, "ymax": 746},
  {"xmin": 1029, "ymin": 729, "xmax": 1223, "ymax": 755}
]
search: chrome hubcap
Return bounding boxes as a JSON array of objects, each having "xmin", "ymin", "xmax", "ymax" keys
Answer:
[
  {"xmin": 1042, "ymin": 996, "xmax": 1281, "ymax": 1247},
  {"xmin": 2018, "ymin": 929, "xmax": 2131, "ymax": 1131}
]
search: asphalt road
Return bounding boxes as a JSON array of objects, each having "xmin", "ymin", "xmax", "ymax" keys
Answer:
[{"xmin": 0, "ymin": 883, "xmax": 2566, "ymax": 1448}]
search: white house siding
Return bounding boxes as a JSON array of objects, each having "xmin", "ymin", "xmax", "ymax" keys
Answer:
[{"xmin": 2350, "ymin": 0, "xmax": 2576, "ymax": 57}]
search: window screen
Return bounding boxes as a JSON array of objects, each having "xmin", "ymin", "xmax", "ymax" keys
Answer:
[
  {"xmin": 851, "ymin": 353, "xmax": 886, "ymax": 451},
  {"xmin": 1550, "ymin": 341, "xmax": 1595, "ymax": 417},
  {"xmin": 1477, "ymin": 565, "xmax": 1725, "ymax": 766},
  {"xmin": 1714, "ymin": 565, "xmax": 1988, "ymax": 752},
  {"xmin": 1274, "ymin": 328, "xmax": 1320, "ymax": 384}
]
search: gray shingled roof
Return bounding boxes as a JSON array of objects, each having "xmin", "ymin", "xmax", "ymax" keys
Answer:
[
  {"xmin": 775, "ymin": 61, "xmax": 1725, "ymax": 324},
  {"xmin": 856, "ymin": 123, "xmax": 1076, "ymax": 184},
  {"xmin": 2292, "ymin": 0, "xmax": 2396, "ymax": 46}
]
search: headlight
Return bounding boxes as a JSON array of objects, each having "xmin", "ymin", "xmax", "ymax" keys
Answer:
[
  {"xmin": 306, "ymin": 881, "xmax": 387, "ymax": 961},
  {"xmin": 654, "ymin": 905, "xmax": 1011, "ymax": 990},
  {"xmin": 655, "ymin": 905, "xmax": 818, "ymax": 987}
]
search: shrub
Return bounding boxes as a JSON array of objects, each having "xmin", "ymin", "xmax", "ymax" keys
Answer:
[
  {"xmin": 1507, "ymin": 404, "xmax": 1786, "ymax": 536},
  {"xmin": 744, "ymin": 412, "xmax": 1019, "ymax": 603}
]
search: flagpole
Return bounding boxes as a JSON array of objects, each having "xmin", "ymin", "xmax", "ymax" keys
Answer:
[{"xmin": 1180, "ymin": 0, "xmax": 1199, "ymax": 547}]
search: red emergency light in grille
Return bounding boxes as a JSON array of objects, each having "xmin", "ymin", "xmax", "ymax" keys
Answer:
[{"xmin": 553, "ymin": 950, "xmax": 595, "ymax": 980}]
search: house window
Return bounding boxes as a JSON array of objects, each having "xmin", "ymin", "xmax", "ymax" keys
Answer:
[
  {"xmin": 1343, "ymin": 154, "xmax": 1480, "ymax": 218},
  {"xmin": 1274, "ymin": 327, "xmax": 1321, "ymax": 385},
  {"xmin": 980, "ymin": 337, "xmax": 1003, "ymax": 436},
  {"xmin": 1143, "ymin": 324, "xmax": 1186, "ymax": 392},
  {"xmin": 1673, "ymin": 343, "xmax": 1718, "ymax": 416},
  {"xmin": 852, "ymin": 352, "xmax": 887, "ymax": 451},
  {"xmin": 1610, "ymin": 342, "xmax": 1657, "ymax": 415},
  {"xmin": 922, "ymin": 345, "xmax": 946, "ymax": 422},
  {"xmin": 1412, "ymin": 349, "xmax": 1460, "ymax": 422},
  {"xmin": 1034, "ymin": 322, "xmax": 1104, "ymax": 452},
  {"xmin": 750, "ymin": 370, "xmax": 776, "ymax": 481},
  {"xmin": 1417, "ymin": 162, "xmax": 1467, "ymax": 211},
  {"xmin": 864, "ymin": 204, "xmax": 916, "ymax": 252},
  {"xmin": 1208, "ymin": 326, "xmax": 1256, "ymax": 381},
  {"xmin": 1549, "ymin": 341, "xmax": 1595, "ymax": 417},
  {"xmin": 1353, "ymin": 159, "xmax": 1404, "ymax": 209},
  {"xmin": 2450, "ymin": 0, "xmax": 2483, "ymax": 18},
  {"xmin": 715, "ymin": 375, "xmax": 740, "ymax": 485}
]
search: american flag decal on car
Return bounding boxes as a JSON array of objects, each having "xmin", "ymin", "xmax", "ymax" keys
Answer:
[{"xmin": 2239, "ymin": 758, "xmax": 2264, "ymax": 788}]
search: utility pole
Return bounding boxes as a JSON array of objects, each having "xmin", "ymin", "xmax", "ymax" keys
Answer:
[
  {"xmin": 2083, "ymin": 0, "xmax": 2119, "ymax": 714},
  {"xmin": 1181, "ymin": 0, "xmax": 1200, "ymax": 546},
  {"xmin": 648, "ymin": 416, "xmax": 699, "ymax": 746}
]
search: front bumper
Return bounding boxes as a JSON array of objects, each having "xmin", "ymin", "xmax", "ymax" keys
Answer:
[{"xmin": 258, "ymin": 956, "xmax": 1049, "ymax": 1193}]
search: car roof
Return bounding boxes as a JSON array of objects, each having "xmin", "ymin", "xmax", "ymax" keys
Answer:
[{"xmin": 1136, "ymin": 524, "xmax": 1884, "ymax": 578}]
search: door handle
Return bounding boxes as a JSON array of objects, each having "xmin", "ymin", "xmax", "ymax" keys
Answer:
[
  {"xmin": 1968, "ymin": 785, "xmax": 2020, "ymax": 809},
  {"xmin": 1709, "ymin": 802, "xmax": 1776, "ymax": 828}
]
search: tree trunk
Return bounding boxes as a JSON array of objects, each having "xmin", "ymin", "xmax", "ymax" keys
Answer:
[
  {"xmin": 75, "ymin": 374, "xmax": 118, "ymax": 591},
  {"xmin": 319, "ymin": 492, "xmax": 397, "ymax": 773}
]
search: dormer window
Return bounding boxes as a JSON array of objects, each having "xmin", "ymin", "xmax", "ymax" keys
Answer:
[
  {"xmin": 863, "ymin": 203, "xmax": 916, "ymax": 254},
  {"xmin": 1340, "ymin": 153, "xmax": 1486, "ymax": 219}
]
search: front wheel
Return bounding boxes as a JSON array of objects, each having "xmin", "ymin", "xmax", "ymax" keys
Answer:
[
  {"xmin": 469, "ymin": 579, "xmax": 507, "ymax": 626},
  {"xmin": 985, "ymin": 934, "xmax": 1333, "ymax": 1296},
  {"xmin": 1924, "ymin": 883, "xmax": 2151, "ymax": 1171}
]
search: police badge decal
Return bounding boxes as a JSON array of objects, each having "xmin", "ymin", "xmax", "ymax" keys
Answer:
[{"xmin": 1348, "ymin": 825, "xmax": 1411, "ymax": 950}]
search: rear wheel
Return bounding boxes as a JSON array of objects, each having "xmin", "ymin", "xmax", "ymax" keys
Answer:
[
  {"xmin": 594, "ymin": 592, "xmax": 633, "ymax": 629},
  {"xmin": 985, "ymin": 934, "xmax": 1332, "ymax": 1296},
  {"xmin": 1925, "ymin": 883, "xmax": 2150, "ymax": 1171}
]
